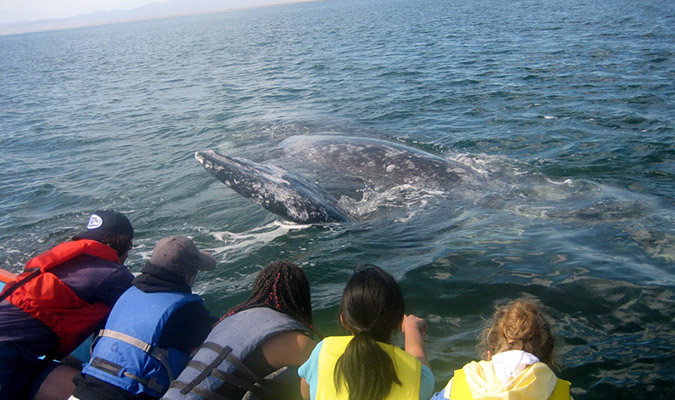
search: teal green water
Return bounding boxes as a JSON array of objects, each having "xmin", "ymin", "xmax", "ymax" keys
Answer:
[{"xmin": 0, "ymin": 0, "xmax": 673, "ymax": 398}]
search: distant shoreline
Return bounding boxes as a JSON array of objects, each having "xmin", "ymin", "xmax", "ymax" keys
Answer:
[{"xmin": 0, "ymin": 0, "xmax": 320, "ymax": 37}]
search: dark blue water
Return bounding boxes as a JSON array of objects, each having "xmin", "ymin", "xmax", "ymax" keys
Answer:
[{"xmin": 1, "ymin": 0, "xmax": 673, "ymax": 398}]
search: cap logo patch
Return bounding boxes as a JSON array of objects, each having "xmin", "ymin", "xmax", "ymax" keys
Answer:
[{"xmin": 87, "ymin": 215, "xmax": 103, "ymax": 229}]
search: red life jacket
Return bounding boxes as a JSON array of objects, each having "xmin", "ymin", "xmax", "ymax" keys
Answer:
[{"xmin": 4, "ymin": 239, "xmax": 120, "ymax": 358}]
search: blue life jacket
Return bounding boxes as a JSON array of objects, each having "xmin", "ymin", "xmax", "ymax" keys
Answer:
[
  {"xmin": 81, "ymin": 286, "xmax": 203, "ymax": 397},
  {"xmin": 162, "ymin": 307, "xmax": 309, "ymax": 400}
]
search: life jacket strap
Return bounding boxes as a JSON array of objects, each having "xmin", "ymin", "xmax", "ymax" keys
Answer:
[
  {"xmin": 189, "ymin": 359, "xmax": 271, "ymax": 399},
  {"xmin": 90, "ymin": 357, "xmax": 124, "ymax": 376},
  {"xmin": 100, "ymin": 329, "xmax": 153, "ymax": 352},
  {"xmin": 123, "ymin": 372, "xmax": 165, "ymax": 394},
  {"xmin": 176, "ymin": 342, "xmax": 270, "ymax": 398},
  {"xmin": 0, "ymin": 268, "xmax": 40, "ymax": 302},
  {"xmin": 89, "ymin": 357, "xmax": 166, "ymax": 393},
  {"xmin": 178, "ymin": 342, "xmax": 233, "ymax": 394},
  {"xmin": 168, "ymin": 380, "xmax": 238, "ymax": 400},
  {"xmin": 97, "ymin": 329, "xmax": 176, "ymax": 380}
]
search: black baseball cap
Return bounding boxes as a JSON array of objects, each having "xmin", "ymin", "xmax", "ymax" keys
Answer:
[{"xmin": 73, "ymin": 210, "xmax": 134, "ymax": 242}]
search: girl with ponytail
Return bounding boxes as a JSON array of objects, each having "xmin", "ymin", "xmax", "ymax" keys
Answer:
[{"xmin": 299, "ymin": 264, "xmax": 434, "ymax": 400}]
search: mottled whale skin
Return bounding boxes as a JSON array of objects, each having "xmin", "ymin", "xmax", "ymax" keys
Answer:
[
  {"xmin": 196, "ymin": 135, "xmax": 475, "ymax": 224},
  {"xmin": 195, "ymin": 150, "xmax": 353, "ymax": 224},
  {"xmin": 280, "ymin": 135, "xmax": 474, "ymax": 189}
]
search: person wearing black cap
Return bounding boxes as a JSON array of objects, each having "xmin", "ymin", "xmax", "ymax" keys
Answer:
[
  {"xmin": 0, "ymin": 210, "xmax": 136, "ymax": 400},
  {"xmin": 71, "ymin": 236, "xmax": 219, "ymax": 400}
]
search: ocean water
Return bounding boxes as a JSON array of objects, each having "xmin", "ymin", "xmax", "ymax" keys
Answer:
[{"xmin": 0, "ymin": 0, "xmax": 673, "ymax": 398}]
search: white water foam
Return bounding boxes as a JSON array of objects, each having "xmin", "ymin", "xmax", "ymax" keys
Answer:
[
  {"xmin": 337, "ymin": 184, "xmax": 445, "ymax": 222},
  {"xmin": 209, "ymin": 220, "xmax": 309, "ymax": 257}
]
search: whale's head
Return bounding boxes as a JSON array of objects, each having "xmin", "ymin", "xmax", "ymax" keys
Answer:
[{"xmin": 196, "ymin": 150, "xmax": 353, "ymax": 224}]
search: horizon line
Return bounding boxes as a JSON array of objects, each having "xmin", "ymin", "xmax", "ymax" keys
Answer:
[{"xmin": 0, "ymin": 0, "xmax": 319, "ymax": 37}]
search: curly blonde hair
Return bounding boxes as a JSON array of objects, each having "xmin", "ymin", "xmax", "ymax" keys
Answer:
[{"xmin": 479, "ymin": 298, "xmax": 556, "ymax": 367}]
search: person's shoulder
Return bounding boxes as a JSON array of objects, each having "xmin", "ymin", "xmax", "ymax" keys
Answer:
[
  {"xmin": 157, "ymin": 301, "xmax": 215, "ymax": 351},
  {"xmin": 74, "ymin": 253, "xmax": 130, "ymax": 274},
  {"xmin": 419, "ymin": 363, "xmax": 435, "ymax": 399},
  {"xmin": 92, "ymin": 263, "xmax": 134, "ymax": 304},
  {"xmin": 174, "ymin": 299, "xmax": 213, "ymax": 319},
  {"xmin": 260, "ymin": 330, "xmax": 317, "ymax": 369},
  {"xmin": 103, "ymin": 264, "xmax": 134, "ymax": 283},
  {"xmin": 298, "ymin": 338, "xmax": 323, "ymax": 379}
]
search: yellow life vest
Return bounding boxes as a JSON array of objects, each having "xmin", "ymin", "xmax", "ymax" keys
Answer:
[
  {"xmin": 450, "ymin": 365, "xmax": 571, "ymax": 400},
  {"xmin": 315, "ymin": 336, "xmax": 422, "ymax": 400}
]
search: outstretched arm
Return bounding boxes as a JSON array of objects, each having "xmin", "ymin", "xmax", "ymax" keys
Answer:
[{"xmin": 402, "ymin": 314, "xmax": 430, "ymax": 367}]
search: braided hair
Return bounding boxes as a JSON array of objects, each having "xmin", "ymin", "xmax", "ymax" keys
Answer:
[{"xmin": 225, "ymin": 260, "xmax": 317, "ymax": 335}]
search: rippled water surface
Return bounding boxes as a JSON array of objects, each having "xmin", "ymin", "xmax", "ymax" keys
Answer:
[{"xmin": 1, "ymin": 0, "xmax": 673, "ymax": 398}]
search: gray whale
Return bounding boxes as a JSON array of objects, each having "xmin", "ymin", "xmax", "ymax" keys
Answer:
[
  {"xmin": 196, "ymin": 135, "xmax": 474, "ymax": 224},
  {"xmin": 279, "ymin": 135, "xmax": 474, "ymax": 189}
]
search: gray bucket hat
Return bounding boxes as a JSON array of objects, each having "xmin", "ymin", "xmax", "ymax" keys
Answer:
[{"xmin": 150, "ymin": 236, "xmax": 216, "ymax": 275}]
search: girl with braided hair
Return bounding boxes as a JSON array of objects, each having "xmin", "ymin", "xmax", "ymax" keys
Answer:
[
  {"xmin": 163, "ymin": 260, "xmax": 318, "ymax": 400},
  {"xmin": 299, "ymin": 264, "xmax": 434, "ymax": 400},
  {"xmin": 224, "ymin": 260, "xmax": 315, "ymax": 331},
  {"xmin": 430, "ymin": 298, "xmax": 572, "ymax": 400}
]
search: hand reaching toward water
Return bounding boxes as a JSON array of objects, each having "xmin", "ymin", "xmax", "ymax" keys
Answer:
[
  {"xmin": 402, "ymin": 314, "xmax": 427, "ymax": 335},
  {"xmin": 402, "ymin": 314, "xmax": 430, "ymax": 367}
]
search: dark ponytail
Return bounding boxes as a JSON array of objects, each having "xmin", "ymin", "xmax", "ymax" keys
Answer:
[{"xmin": 334, "ymin": 265, "xmax": 405, "ymax": 400}]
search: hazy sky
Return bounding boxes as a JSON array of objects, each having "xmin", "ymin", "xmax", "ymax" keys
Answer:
[{"xmin": 0, "ymin": 0, "xmax": 166, "ymax": 24}]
